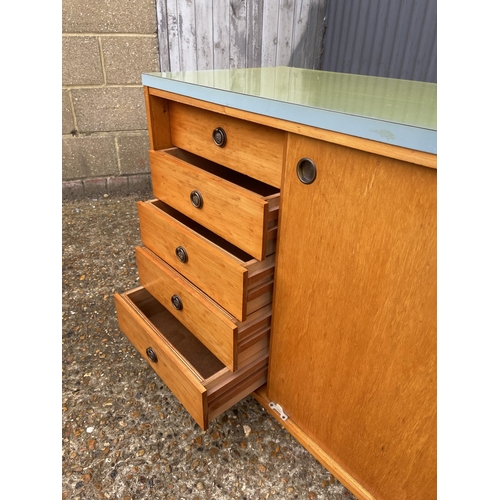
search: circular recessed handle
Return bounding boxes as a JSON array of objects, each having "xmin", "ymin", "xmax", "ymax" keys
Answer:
[
  {"xmin": 190, "ymin": 190, "xmax": 203, "ymax": 209},
  {"xmin": 171, "ymin": 294, "xmax": 183, "ymax": 311},
  {"xmin": 212, "ymin": 127, "xmax": 227, "ymax": 147},
  {"xmin": 175, "ymin": 246, "xmax": 188, "ymax": 263},
  {"xmin": 146, "ymin": 347, "xmax": 158, "ymax": 363},
  {"xmin": 296, "ymin": 157, "xmax": 317, "ymax": 184}
]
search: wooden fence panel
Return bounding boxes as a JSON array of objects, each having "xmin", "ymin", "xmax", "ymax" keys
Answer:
[
  {"xmin": 261, "ymin": 0, "xmax": 280, "ymax": 67},
  {"xmin": 276, "ymin": 0, "xmax": 296, "ymax": 66},
  {"xmin": 195, "ymin": 0, "xmax": 214, "ymax": 70},
  {"xmin": 246, "ymin": 0, "xmax": 264, "ymax": 69},
  {"xmin": 156, "ymin": 0, "xmax": 326, "ymax": 72},
  {"xmin": 213, "ymin": 1, "xmax": 230, "ymax": 69},
  {"xmin": 229, "ymin": 0, "xmax": 247, "ymax": 68}
]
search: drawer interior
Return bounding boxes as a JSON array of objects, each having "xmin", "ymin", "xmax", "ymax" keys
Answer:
[
  {"xmin": 150, "ymin": 200, "xmax": 253, "ymax": 262},
  {"xmin": 163, "ymin": 148, "xmax": 280, "ymax": 197},
  {"xmin": 127, "ymin": 287, "xmax": 225, "ymax": 379}
]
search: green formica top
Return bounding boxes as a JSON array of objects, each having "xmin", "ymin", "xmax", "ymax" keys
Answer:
[{"xmin": 142, "ymin": 67, "xmax": 437, "ymax": 154}]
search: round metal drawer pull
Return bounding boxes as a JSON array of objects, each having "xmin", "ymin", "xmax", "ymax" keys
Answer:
[
  {"xmin": 146, "ymin": 347, "xmax": 158, "ymax": 363},
  {"xmin": 296, "ymin": 157, "xmax": 317, "ymax": 184},
  {"xmin": 190, "ymin": 190, "xmax": 203, "ymax": 209},
  {"xmin": 212, "ymin": 127, "xmax": 227, "ymax": 147},
  {"xmin": 175, "ymin": 246, "xmax": 188, "ymax": 263},
  {"xmin": 171, "ymin": 294, "xmax": 183, "ymax": 311}
]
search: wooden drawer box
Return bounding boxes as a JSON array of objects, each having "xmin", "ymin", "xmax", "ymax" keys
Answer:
[
  {"xmin": 137, "ymin": 199, "xmax": 275, "ymax": 321},
  {"xmin": 150, "ymin": 147, "xmax": 280, "ymax": 261},
  {"xmin": 168, "ymin": 101, "xmax": 284, "ymax": 188},
  {"xmin": 114, "ymin": 286, "xmax": 268, "ymax": 431},
  {"xmin": 135, "ymin": 245, "xmax": 272, "ymax": 372}
]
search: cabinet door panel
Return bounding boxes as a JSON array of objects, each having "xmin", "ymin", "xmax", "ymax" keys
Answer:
[{"xmin": 269, "ymin": 134, "xmax": 436, "ymax": 500}]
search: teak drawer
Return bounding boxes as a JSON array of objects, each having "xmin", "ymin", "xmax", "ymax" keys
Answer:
[
  {"xmin": 150, "ymin": 147, "xmax": 280, "ymax": 261},
  {"xmin": 168, "ymin": 101, "xmax": 284, "ymax": 188},
  {"xmin": 135, "ymin": 245, "xmax": 272, "ymax": 372},
  {"xmin": 137, "ymin": 199, "xmax": 275, "ymax": 321},
  {"xmin": 114, "ymin": 286, "xmax": 268, "ymax": 430}
]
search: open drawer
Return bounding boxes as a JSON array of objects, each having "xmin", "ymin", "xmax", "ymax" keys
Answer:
[
  {"xmin": 135, "ymin": 245, "xmax": 272, "ymax": 372},
  {"xmin": 138, "ymin": 199, "xmax": 275, "ymax": 321},
  {"xmin": 149, "ymin": 147, "xmax": 280, "ymax": 261},
  {"xmin": 114, "ymin": 286, "xmax": 269, "ymax": 431}
]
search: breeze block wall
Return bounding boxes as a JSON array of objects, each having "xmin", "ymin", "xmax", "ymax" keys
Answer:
[{"xmin": 62, "ymin": 0, "xmax": 159, "ymax": 199}]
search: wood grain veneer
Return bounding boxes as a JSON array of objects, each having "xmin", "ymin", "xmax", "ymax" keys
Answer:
[
  {"xmin": 149, "ymin": 147, "xmax": 280, "ymax": 260},
  {"xmin": 137, "ymin": 199, "xmax": 276, "ymax": 321},
  {"xmin": 169, "ymin": 101, "xmax": 285, "ymax": 188},
  {"xmin": 114, "ymin": 286, "xmax": 269, "ymax": 430},
  {"xmin": 144, "ymin": 87, "xmax": 172, "ymax": 151},
  {"xmin": 135, "ymin": 246, "xmax": 272, "ymax": 372},
  {"xmin": 126, "ymin": 79, "xmax": 437, "ymax": 499},
  {"xmin": 268, "ymin": 134, "xmax": 436, "ymax": 500}
]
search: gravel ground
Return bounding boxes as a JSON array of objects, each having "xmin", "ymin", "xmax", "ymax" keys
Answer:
[{"xmin": 62, "ymin": 192, "xmax": 357, "ymax": 500}]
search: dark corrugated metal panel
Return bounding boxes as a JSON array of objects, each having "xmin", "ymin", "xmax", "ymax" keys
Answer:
[{"xmin": 321, "ymin": 0, "xmax": 436, "ymax": 83}]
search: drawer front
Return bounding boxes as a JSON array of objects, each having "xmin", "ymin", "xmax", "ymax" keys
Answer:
[
  {"xmin": 169, "ymin": 101, "xmax": 284, "ymax": 188},
  {"xmin": 150, "ymin": 148, "xmax": 279, "ymax": 260},
  {"xmin": 114, "ymin": 286, "xmax": 268, "ymax": 430},
  {"xmin": 137, "ymin": 199, "xmax": 275, "ymax": 321},
  {"xmin": 135, "ymin": 245, "xmax": 239, "ymax": 371},
  {"xmin": 114, "ymin": 288, "xmax": 211, "ymax": 427}
]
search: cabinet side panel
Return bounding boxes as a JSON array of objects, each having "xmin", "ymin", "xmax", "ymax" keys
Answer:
[
  {"xmin": 269, "ymin": 134, "xmax": 436, "ymax": 500},
  {"xmin": 144, "ymin": 87, "xmax": 172, "ymax": 150}
]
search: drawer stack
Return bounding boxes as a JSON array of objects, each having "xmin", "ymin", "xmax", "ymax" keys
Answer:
[{"xmin": 114, "ymin": 90, "xmax": 284, "ymax": 430}]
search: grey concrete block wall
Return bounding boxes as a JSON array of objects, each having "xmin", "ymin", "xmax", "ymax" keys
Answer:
[
  {"xmin": 71, "ymin": 88, "xmax": 148, "ymax": 132},
  {"xmin": 63, "ymin": 0, "xmax": 157, "ymax": 33},
  {"xmin": 62, "ymin": 0, "xmax": 159, "ymax": 199},
  {"xmin": 62, "ymin": 36, "xmax": 104, "ymax": 86},
  {"xmin": 102, "ymin": 37, "xmax": 160, "ymax": 84}
]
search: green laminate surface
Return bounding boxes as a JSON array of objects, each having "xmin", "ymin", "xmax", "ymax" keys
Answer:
[{"xmin": 142, "ymin": 67, "xmax": 436, "ymax": 153}]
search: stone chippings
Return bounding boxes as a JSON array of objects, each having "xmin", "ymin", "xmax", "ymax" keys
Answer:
[{"xmin": 62, "ymin": 193, "xmax": 357, "ymax": 500}]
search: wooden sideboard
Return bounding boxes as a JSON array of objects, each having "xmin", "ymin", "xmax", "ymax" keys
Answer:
[{"xmin": 115, "ymin": 67, "xmax": 437, "ymax": 500}]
